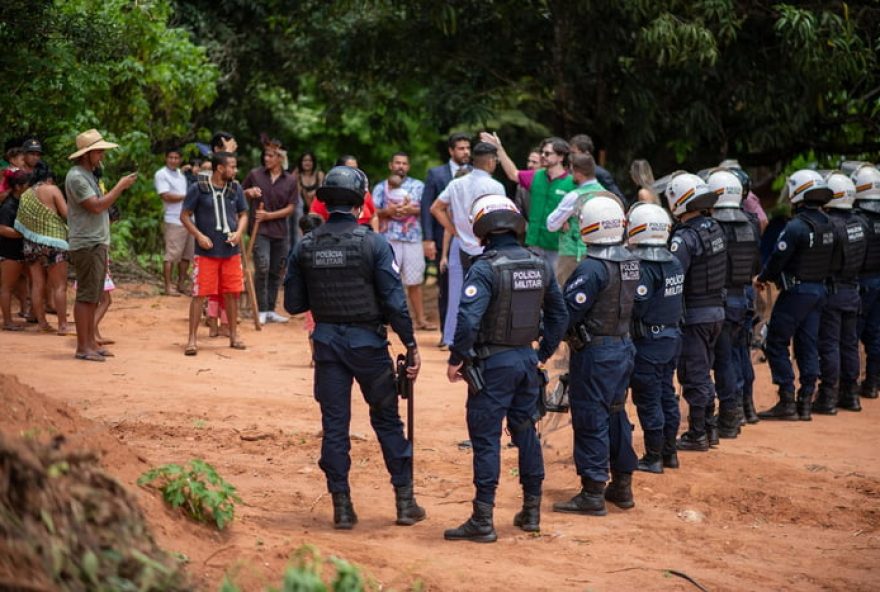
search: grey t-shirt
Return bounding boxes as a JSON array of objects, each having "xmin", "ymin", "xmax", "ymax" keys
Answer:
[{"xmin": 65, "ymin": 165, "xmax": 109, "ymax": 250}]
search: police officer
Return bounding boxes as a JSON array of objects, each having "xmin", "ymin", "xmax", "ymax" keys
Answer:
[
  {"xmin": 813, "ymin": 172, "xmax": 868, "ymax": 413},
  {"xmin": 553, "ymin": 196, "xmax": 640, "ymax": 515},
  {"xmin": 755, "ymin": 169, "xmax": 835, "ymax": 421},
  {"xmin": 851, "ymin": 164, "xmax": 880, "ymax": 401},
  {"xmin": 666, "ymin": 173, "xmax": 727, "ymax": 451},
  {"xmin": 443, "ymin": 195, "xmax": 566, "ymax": 542},
  {"xmin": 626, "ymin": 203, "xmax": 684, "ymax": 473},
  {"xmin": 283, "ymin": 166, "xmax": 424, "ymax": 530},
  {"xmin": 707, "ymin": 169, "xmax": 761, "ymax": 437}
]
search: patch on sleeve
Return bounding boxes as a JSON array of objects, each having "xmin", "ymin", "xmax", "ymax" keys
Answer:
[
  {"xmin": 637, "ymin": 285, "xmax": 648, "ymax": 296},
  {"xmin": 670, "ymin": 240, "xmax": 680, "ymax": 252},
  {"xmin": 777, "ymin": 241, "xmax": 787, "ymax": 251},
  {"xmin": 391, "ymin": 259, "xmax": 401, "ymax": 274},
  {"xmin": 464, "ymin": 285, "xmax": 478, "ymax": 298},
  {"xmin": 574, "ymin": 292, "xmax": 587, "ymax": 304}
]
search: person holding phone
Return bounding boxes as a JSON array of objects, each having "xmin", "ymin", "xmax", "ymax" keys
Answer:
[{"xmin": 64, "ymin": 129, "xmax": 137, "ymax": 362}]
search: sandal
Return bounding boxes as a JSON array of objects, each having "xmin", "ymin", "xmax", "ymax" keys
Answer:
[
  {"xmin": 2, "ymin": 324, "xmax": 25, "ymax": 332},
  {"xmin": 75, "ymin": 352, "xmax": 105, "ymax": 362},
  {"xmin": 184, "ymin": 344, "xmax": 198, "ymax": 356},
  {"xmin": 96, "ymin": 348, "xmax": 115, "ymax": 357},
  {"xmin": 229, "ymin": 341, "xmax": 247, "ymax": 350},
  {"xmin": 416, "ymin": 321, "xmax": 438, "ymax": 331},
  {"xmin": 39, "ymin": 324, "xmax": 55, "ymax": 333}
]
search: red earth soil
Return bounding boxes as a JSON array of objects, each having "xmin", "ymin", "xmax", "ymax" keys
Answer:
[{"xmin": 1, "ymin": 283, "xmax": 878, "ymax": 591}]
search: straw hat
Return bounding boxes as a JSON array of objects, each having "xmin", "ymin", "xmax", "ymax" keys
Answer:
[{"xmin": 68, "ymin": 129, "xmax": 119, "ymax": 160}]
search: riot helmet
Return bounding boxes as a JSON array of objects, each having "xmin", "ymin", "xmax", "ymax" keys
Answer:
[
  {"xmin": 626, "ymin": 202, "xmax": 672, "ymax": 246},
  {"xmin": 665, "ymin": 171, "xmax": 717, "ymax": 217},
  {"xmin": 470, "ymin": 194, "xmax": 525, "ymax": 241},
  {"xmin": 707, "ymin": 169, "xmax": 743, "ymax": 209},
  {"xmin": 579, "ymin": 195, "xmax": 626, "ymax": 245},
  {"xmin": 783, "ymin": 169, "xmax": 832, "ymax": 206},
  {"xmin": 316, "ymin": 166, "xmax": 367, "ymax": 207},
  {"xmin": 851, "ymin": 163, "xmax": 880, "ymax": 201},
  {"xmin": 824, "ymin": 171, "xmax": 856, "ymax": 210}
]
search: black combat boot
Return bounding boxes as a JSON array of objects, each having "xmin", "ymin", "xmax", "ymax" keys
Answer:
[
  {"xmin": 717, "ymin": 408, "xmax": 741, "ymax": 439},
  {"xmin": 860, "ymin": 375, "xmax": 879, "ymax": 399},
  {"xmin": 811, "ymin": 383, "xmax": 838, "ymax": 415},
  {"xmin": 677, "ymin": 409, "xmax": 710, "ymax": 452},
  {"xmin": 796, "ymin": 389, "xmax": 813, "ymax": 421},
  {"xmin": 552, "ymin": 477, "xmax": 607, "ymax": 516},
  {"xmin": 444, "ymin": 501, "xmax": 497, "ymax": 542},
  {"xmin": 839, "ymin": 382, "xmax": 863, "ymax": 412},
  {"xmin": 513, "ymin": 494, "xmax": 541, "ymax": 532},
  {"xmin": 706, "ymin": 418, "xmax": 720, "ymax": 447},
  {"xmin": 662, "ymin": 437, "xmax": 680, "ymax": 469},
  {"xmin": 332, "ymin": 492, "xmax": 358, "ymax": 530},
  {"xmin": 636, "ymin": 448, "xmax": 664, "ymax": 474},
  {"xmin": 742, "ymin": 391, "xmax": 760, "ymax": 424},
  {"xmin": 394, "ymin": 484, "xmax": 426, "ymax": 526},
  {"xmin": 604, "ymin": 471, "xmax": 635, "ymax": 509},
  {"xmin": 757, "ymin": 390, "xmax": 798, "ymax": 420}
]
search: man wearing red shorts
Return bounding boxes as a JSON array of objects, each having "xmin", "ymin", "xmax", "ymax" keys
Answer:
[{"xmin": 180, "ymin": 151, "xmax": 249, "ymax": 355}]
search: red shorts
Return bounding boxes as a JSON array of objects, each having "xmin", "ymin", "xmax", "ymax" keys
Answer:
[{"xmin": 192, "ymin": 254, "xmax": 243, "ymax": 297}]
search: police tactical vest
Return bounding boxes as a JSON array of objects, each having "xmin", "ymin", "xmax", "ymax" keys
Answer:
[
  {"xmin": 713, "ymin": 209, "xmax": 760, "ymax": 289},
  {"xmin": 791, "ymin": 209, "xmax": 835, "ymax": 282},
  {"xmin": 680, "ymin": 217, "xmax": 727, "ymax": 308},
  {"xmin": 476, "ymin": 248, "xmax": 547, "ymax": 347},
  {"xmin": 299, "ymin": 224, "xmax": 382, "ymax": 324},
  {"xmin": 828, "ymin": 211, "xmax": 867, "ymax": 282},
  {"xmin": 855, "ymin": 209, "xmax": 880, "ymax": 278},
  {"xmin": 585, "ymin": 256, "xmax": 640, "ymax": 337},
  {"xmin": 635, "ymin": 259, "xmax": 684, "ymax": 327}
]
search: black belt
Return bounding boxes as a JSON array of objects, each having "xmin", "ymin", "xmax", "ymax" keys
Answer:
[
  {"xmin": 585, "ymin": 335, "xmax": 629, "ymax": 348},
  {"xmin": 475, "ymin": 344, "xmax": 525, "ymax": 359}
]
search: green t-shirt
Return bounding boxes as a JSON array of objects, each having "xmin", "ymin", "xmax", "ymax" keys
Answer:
[
  {"xmin": 65, "ymin": 165, "xmax": 110, "ymax": 250},
  {"xmin": 525, "ymin": 169, "xmax": 576, "ymax": 251},
  {"xmin": 558, "ymin": 180, "xmax": 605, "ymax": 258}
]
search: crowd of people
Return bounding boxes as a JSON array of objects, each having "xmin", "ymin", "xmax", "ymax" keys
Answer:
[{"xmin": 1, "ymin": 127, "xmax": 878, "ymax": 541}]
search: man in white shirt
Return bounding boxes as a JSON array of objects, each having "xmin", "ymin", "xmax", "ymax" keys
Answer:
[
  {"xmin": 154, "ymin": 148, "xmax": 193, "ymax": 295},
  {"xmin": 431, "ymin": 142, "xmax": 506, "ymax": 272}
]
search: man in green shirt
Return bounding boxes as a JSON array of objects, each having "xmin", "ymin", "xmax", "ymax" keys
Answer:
[
  {"xmin": 481, "ymin": 133, "xmax": 575, "ymax": 272},
  {"xmin": 65, "ymin": 129, "xmax": 137, "ymax": 362},
  {"xmin": 545, "ymin": 153, "xmax": 606, "ymax": 286}
]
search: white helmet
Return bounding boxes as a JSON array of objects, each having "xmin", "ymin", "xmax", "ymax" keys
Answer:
[
  {"xmin": 706, "ymin": 169, "xmax": 743, "ymax": 208},
  {"xmin": 578, "ymin": 196, "xmax": 625, "ymax": 245},
  {"xmin": 784, "ymin": 169, "xmax": 832, "ymax": 205},
  {"xmin": 665, "ymin": 171, "xmax": 717, "ymax": 217},
  {"xmin": 824, "ymin": 171, "xmax": 856, "ymax": 210},
  {"xmin": 469, "ymin": 194, "xmax": 525, "ymax": 240},
  {"xmin": 851, "ymin": 164, "xmax": 880, "ymax": 200},
  {"xmin": 626, "ymin": 203, "xmax": 671, "ymax": 246}
]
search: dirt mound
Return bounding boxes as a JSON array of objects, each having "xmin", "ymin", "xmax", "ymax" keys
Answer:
[{"xmin": 0, "ymin": 432, "xmax": 189, "ymax": 591}]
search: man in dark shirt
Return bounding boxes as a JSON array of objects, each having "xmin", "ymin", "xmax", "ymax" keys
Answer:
[
  {"xmin": 180, "ymin": 152, "xmax": 249, "ymax": 355},
  {"xmin": 243, "ymin": 143, "xmax": 296, "ymax": 324}
]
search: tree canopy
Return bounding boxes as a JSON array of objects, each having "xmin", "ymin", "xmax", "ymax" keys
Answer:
[{"xmin": 2, "ymin": 0, "xmax": 878, "ymax": 258}]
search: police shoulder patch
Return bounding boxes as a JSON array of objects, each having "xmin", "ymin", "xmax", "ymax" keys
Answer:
[
  {"xmin": 464, "ymin": 285, "xmax": 478, "ymax": 298},
  {"xmin": 670, "ymin": 241, "xmax": 680, "ymax": 252},
  {"xmin": 637, "ymin": 285, "xmax": 648, "ymax": 296},
  {"xmin": 574, "ymin": 292, "xmax": 587, "ymax": 304},
  {"xmin": 777, "ymin": 241, "xmax": 787, "ymax": 251}
]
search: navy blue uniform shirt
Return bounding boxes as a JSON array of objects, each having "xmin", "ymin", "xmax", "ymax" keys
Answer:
[
  {"xmin": 758, "ymin": 207, "xmax": 828, "ymax": 284},
  {"xmin": 670, "ymin": 216, "xmax": 725, "ymax": 324},
  {"xmin": 450, "ymin": 233, "xmax": 567, "ymax": 365},
  {"xmin": 284, "ymin": 212, "xmax": 416, "ymax": 348}
]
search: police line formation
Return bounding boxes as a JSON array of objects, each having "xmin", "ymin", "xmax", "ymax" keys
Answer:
[{"xmin": 281, "ymin": 159, "xmax": 880, "ymax": 542}]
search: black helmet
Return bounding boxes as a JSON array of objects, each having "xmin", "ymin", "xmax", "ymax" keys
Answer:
[
  {"xmin": 317, "ymin": 166, "xmax": 366, "ymax": 207},
  {"xmin": 469, "ymin": 194, "xmax": 525, "ymax": 241}
]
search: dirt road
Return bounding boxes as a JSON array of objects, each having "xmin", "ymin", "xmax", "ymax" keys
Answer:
[{"xmin": 1, "ymin": 285, "xmax": 878, "ymax": 590}]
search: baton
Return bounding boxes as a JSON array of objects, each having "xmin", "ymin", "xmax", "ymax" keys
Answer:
[{"xmin": 396, "ymin": 353, "xmax": 414, "ymax": 478}]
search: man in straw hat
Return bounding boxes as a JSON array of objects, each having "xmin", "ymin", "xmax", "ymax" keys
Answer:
[{"xmin": 65, "ymin": 129, "xmax": 137, "ymax": 362}]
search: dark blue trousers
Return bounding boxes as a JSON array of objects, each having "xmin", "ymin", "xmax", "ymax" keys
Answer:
[
  {"xmin": 859, "ymin": 277, "xmax": 880, "ymax": 381},
  {"xmin": 765, "ymin": 283, "xmax": 827, "ymax": 394},
  {"xmin": 313, "ymin": 340, "xmax": 411, "ymax": 494},
  {"xmin": 466, "ymin": 348, "xmax": 544, "ymax": 506},
  {"xmin": 819, "ymin": 285, "xmax": 861, "ymax": 387},
  {"xmin": 631, "ymin": 334, "xmax": 681, "ymax": 451},
  {"xmin": 570, "ymin": 339, "xmax": 638, "ymax": 483},
  {"xmin": 678, "ymin": 321, "xmax": 723, "ymax": 421},
  {"xmin": 734, "ymin": 312, "xmax": 756, "ymax": 404}
]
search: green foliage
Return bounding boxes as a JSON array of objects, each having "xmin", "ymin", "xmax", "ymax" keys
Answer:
[
  {"xmin": 220, "ymin": 545, "xmax": 375, "ymax": 592},
  {"xmin": 138, "ymin": 459, "xmax": 242, "ymax": 530}
]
